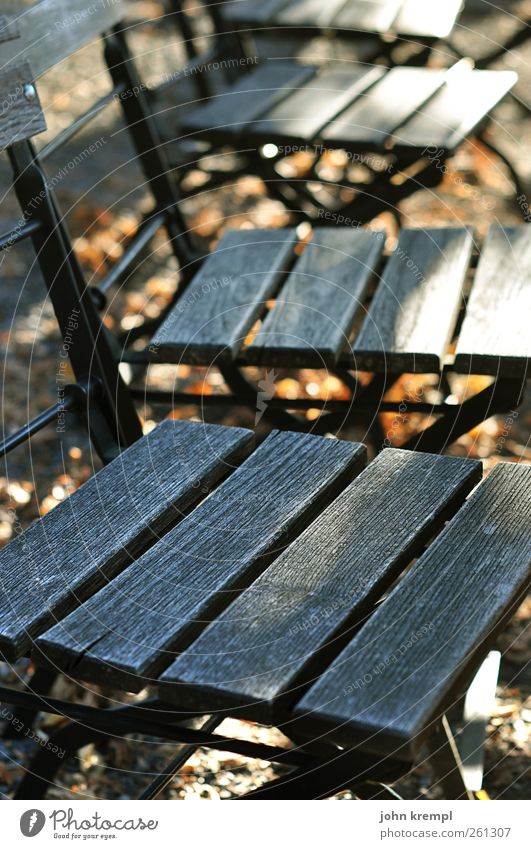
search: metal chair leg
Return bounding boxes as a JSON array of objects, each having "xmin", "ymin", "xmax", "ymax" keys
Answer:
[
  {"xmin": 458, "ymin": 651, "xmax": 501, "ymax": 794},
  {"xmin": 425, "ymin": 716, "xmax": 474, "ymax": 800},
  {"xmin": 2, "ymin": 667, "xmax": 57, "ymax": 740}
]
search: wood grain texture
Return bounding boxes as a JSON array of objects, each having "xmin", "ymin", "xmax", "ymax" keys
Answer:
[
  {"xmin": 454, "ymin": 226, "xmax": 531, "ymax": 378},
  {"xmin": 246, "ymin": 228, "xmax": 385, "ymax": 368},
  {"xmin": 252, "ymin": 66, "xmax": 383, "ymax": 143},
  {"xmin": 351, "ymin": 228, "xmax": 474, "ymax": 373},
  {"xmin": 0, "ymin": 14, "xmax": 19, "ymax": 44},
  {"xmin": 392, "ymin": 0, "xmax": 463, "ymax": 38},
  {"xmin": 0, "ymin": 0, "xmax": 126, "ymax": 79},
  {"xmin": 321, "ymin": 67, "xmax": 446, "ymax": 148},
  {"xmin": 158, "ymin": 450, "xmax": 481, "ymax": 721},
  {"xmin": 0, "ymin": 420, "xmax": 253, "ymax": 661},
  {"xmin": 37, "ymin": 433, "xmax": 366, "ymax": 691},
  {"xmin": 181, "ymin": 62, "xmax": 316, "ymax": 140},
  {"xmin": 296, "ymin": 462, "xmax": 531, "ymax": 757},
  {"xmin": 394, "ymin": 67, "xmax": 517, "ymax": 152},
  {"xmin": 0, "ymin": 62, "xmax": 47, "ymax": 151},
  {"xmin": 150, "ymin": 229, "xmax": 298, "ymax": 364}
]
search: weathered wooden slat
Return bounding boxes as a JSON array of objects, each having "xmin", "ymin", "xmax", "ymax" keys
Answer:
[
  {"xmin": 332, "ymin": 0, "xmax": 403, "ymax": 33},
  {"xmin": 394, "ymin": 66, "xmax": 517, "ymax": 152},
  {"xmin": 246, "ymin": 228, "xmax": 385, "ymax": 368},
  {"xmin": 252, "ymin": 66, "xmax": 385, "ymax": 142},
  {"xmin": 351, "ymin": 228, "xmax": 474, "ymax": 373},
  {"xmin": 295, "ymin": 462, "xmax": 531, "ymax": 757},
  {"xmin": 454, "ymin": 226, "xmax": 531, "ymax": 378},
  {"xmin": 0, "ymin": 0, "xmax": 126, "ymax": 79},
  {"xmin": 149, "ymin": 229, "xmax": 298, "ymax": 364},
  {"xmin": 36, "ymin": 433, "xmax": 366, "ymax": 691},
  {"xmin": 0, "ymin": 62, "xmax": 47, "ymax": 151},
  {"xmin": 158, "ymin": 450, "xmax": 481, "ymax": 721},
  {"xmin": 182, "ymin": 62, "xmax": 317, "ymax": 138},
  {"xmin": 0, "ymin": 420, "xmax": 253, "ymax": 661},
  {"xmin": 0, "ymin": 13, "xmax": 19, "ymax": 44},
  {"xmin": 391, "ymin": 0, "xmax": 463, "ymax": 39},
  {"xmin": 321, "ymin": 67, "xmax": 446, "ymax": 148}
]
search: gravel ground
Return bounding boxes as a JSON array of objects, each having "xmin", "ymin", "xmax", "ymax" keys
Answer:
[{"xmin": 0, "ymin": 0, "xmax": 529, "ymax": 800}]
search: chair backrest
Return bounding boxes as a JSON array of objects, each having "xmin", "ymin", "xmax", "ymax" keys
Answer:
[{"xmin": 0, "ymin": 0, "xmax": 196, "ymax": 463}]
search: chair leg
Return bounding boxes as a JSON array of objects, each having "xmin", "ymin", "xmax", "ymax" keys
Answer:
[
  {"xmin": 458, "ymin": 651, "xmax": 501, "ymax": 793},
  {"xmin": 2, "ymin": 667, "xmax": 57, "ymax": 740},
  {"xmin": 425, "ymin": 716, "xmax": 474, "ymax": 800},
  {"xmin": 14, "ymin": 721, "xmax": 97, "ymax": 799},
  {"xmin": 401, "ymin": 377, "xmax": 524, "ymax": 453},
  {"xmin": 238, "ymin": 750, "xmax": 405, "ymax": 800}
]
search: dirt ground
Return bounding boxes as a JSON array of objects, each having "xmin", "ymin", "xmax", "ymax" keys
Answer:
[{"xmin": 0, "ymin": 0, "xmax": 529, "ymax": 800}]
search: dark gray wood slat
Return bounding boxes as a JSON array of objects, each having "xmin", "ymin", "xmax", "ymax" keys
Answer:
[
  {"xmin": 36, "ymin": 433, "xmax": 367, "ymax": 691},
  {"xmin": 181, "ymin": 62, "xmax": 317, "ymax": 138},
  {"xmin": 394, "ymin": 66, "xmax": 517, "ymax": 152},
  {"xmin": 246, "ymin": 228, "xmax": 385, "ymax": 368},
  {"xmin": 0, "ymin": 0, "xmax": 126, "ymax": 79},
  {"xmin": 350, "ymin": 227, "xmax": 474, "ymax": 373},
  {"xmin": 454, "ymin": 226, "xmax": 531, "ymax": 378},
  {"xmin": 158, "ymin": 450, "xmax": 481, "ymax": 722},
  {"xmin": 0, "ymin": 14, "xmax": 19, "ymax": 44},
  {"xmin": 222, "ymin": 0, "xmax": 291, "ymax": 24},
  {"xmin": 0, "ymin": 62, "xmax": 47, "ymax": 151},
  {"xmin": 274, "ymin": 0, "xmax": 349, "ymax": 28},
  {"xmin": 149, "ymin": 229, "xmax": 298, "ymax": 364},
  {"xmin": 391, "ymin": 0, "xmax": 463, "ymax": 39},
  {"xmin": 252, "ymin": 66, "xmax": 386, "ymax": 142},
  {"xmin": 0, "ymin": 420, "xmax": 254, "ymax": 661},
  {"xmin": 332, "ymin": 0, "xmax": 404, "ymax": 33},
  {"xmin": 295, "ymin": 462, "xmax": 531, "ymax": 758},
  {"xmin": 321, "ymin": 66, "xmax": 446, "ymax": 148}
]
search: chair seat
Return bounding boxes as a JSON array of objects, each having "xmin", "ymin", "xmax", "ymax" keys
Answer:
[
  {"xmin": 148, "ymin": 224, "xmax": 531, "ymax": 379},
  {"xmin": 178, "ymin": 60, "xmax": 516, "ymax": 154},
  {"xmin": 222, "ymin": 0, "xmax": 464, "ymax": 41},
  {"xmin": 8, "ymin": 421, "xmax": 525, "ymax": 762}
]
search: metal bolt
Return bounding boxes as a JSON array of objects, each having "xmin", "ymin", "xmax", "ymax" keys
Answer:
[{"xmin": 23, "ymin": 83, "xmax": 36, "ymax": 101}]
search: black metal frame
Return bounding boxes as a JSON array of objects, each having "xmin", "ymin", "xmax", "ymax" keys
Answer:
[
  {"xmin": 1, "ymin": 645, "xmax": 494, "ymax": 800},
  {"xmin": 0, "ymin": 682, "xmax": 454, "ymax": 800}
]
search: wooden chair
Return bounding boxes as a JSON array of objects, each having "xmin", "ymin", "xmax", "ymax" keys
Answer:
[
  {"xmin": 0, "ymin": 417, "xmax": 529, "ymax": 799},
  {"xmin": 0, "ymin": 1, "xmax": 528, "ymax": 455},
  {"xmin": 0, "ymin": 4, "xmax": 529, "ymax": 801}
]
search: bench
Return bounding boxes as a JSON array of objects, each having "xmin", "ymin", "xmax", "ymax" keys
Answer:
[
  {"xmin": 0, "ymin": 419, "xmax": 528, "ymax": 798},
  {"xmin": 0, "ymin": 12, "xmax": 527, "ymax": 455}
]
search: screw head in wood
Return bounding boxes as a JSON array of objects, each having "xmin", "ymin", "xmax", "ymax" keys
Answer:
[{"xmin": 23, "ymin": 83, "xmax": 37, "ymax": 101}]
